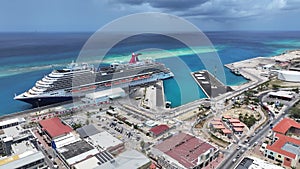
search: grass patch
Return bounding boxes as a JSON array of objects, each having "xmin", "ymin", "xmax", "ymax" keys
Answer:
[
  {"xmin": 209, "ymin": 132, "xmax": 230, "ymax": 148},
  {"xmin": 289, "ymin": 100, "xmax": 300, "ymax": 119},
  {"xmin": 195, "ymin": 120, "xmax": 205, "ymax": 128},
  {"xmin": 256, "ymin": 107, "xmax": 269, "ymax": 129},
  {"xmin": 239, "ymin": 113, "xmax": 259, "ymax": 128}
]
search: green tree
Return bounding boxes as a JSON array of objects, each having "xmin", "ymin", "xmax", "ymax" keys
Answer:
[
  {"xmin": 289, "ymin": 107, "xmax": 300, "ymax": 119},
  {"xmin": 86, "ymin": 111, "xmax": 91, "ymax": 118},
  {"xmin": 272, "ymin": 84, "xmax": 280, "ymax": 89},
  {"xmin": 71, "ymin": 122, "xmax": 82, "ymax": 130},
  {"xmin": 140, "ymin": 140, "xmax": 145, "ymax": 150},
  {"xmin": 264, "ymin": 82, "xmax": 269, "ymax": 89},
  {"xmin": 225, "ymin": 99, "xmax": 229, "ymax": 104},
  {"xmin": 292, "ymin": 88, "xmax": 299, "ymax": 94}
]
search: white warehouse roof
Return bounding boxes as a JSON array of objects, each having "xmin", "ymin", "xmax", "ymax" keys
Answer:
[
  {"xmin": 85, "ymin": 88, "xmax": 125, "ymax": 100},
  {"xmin": 88, "ymin": 131, "xmax": 123, "ymax": 151},
  {"xmin": 95, "ymin": 150, "xmax": 150, "ymax": 169},
  {"xmin": 268, "ymin": 91, "xmax": 295, "ymax": 99}
]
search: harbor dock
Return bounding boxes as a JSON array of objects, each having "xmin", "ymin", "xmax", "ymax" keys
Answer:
[{"xmin": 191, "ymin": 70, "xmax": 232, "ymax": 98}]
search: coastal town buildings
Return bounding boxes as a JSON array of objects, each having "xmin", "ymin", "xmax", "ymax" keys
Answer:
[
  {"xmin": 86, "ymin": 131, "xmax": 125, "ymax": 155},
  {"xmin": 56, "ymin": 139, "xmax": 99, "ymax": 167},
  {"xmin": 264, "ymin": 118, "xmax": 300, "ymax": 168},
  {"xmin": 0, "ymin": 119, "xmax": 47, "ymax": 169},
  {"xmin": 0, "ymin": 118, "xmax": 25, "ymax": 129},
  {"xmin": 235, "ymin": 156, "xmax": 284, "ymax": 169},
  {"xmin": 76, "ymin": 124, "xmax": 100, "ymax": 139},
  {"xmin": 0, "ymin": 122, "xmax": 34, "ymax": 156},
  {"xmin": 271, "ymin": 118, "xmax": 300, "ymax": 136},
  {"xmin": 151, "ymin": 132, "xmax": 219, "ymax": 169},
  {"xmin": 1, "ymin": 48, "xmax": 300, "ymax": 169},
  {"xmin": 38, "ymin": 117, "xmax": 73, "ymax": 141},
  {"xmin": 0, "ymin": 151, "xmax": 47, "ymax": 169},
  {"xmin": 94, "ymin": 150, "xmax": 151, "ymax": 169},
  {"xmin": 149, "ymin": 124, "xmax": 170, "ymax": 137}
]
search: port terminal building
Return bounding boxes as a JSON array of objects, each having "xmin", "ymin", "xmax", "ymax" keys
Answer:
[
  {"xmin": 277, "ymin": 70, "xmax": 300, "ymax": 82},
  {"xmin": 83, "ymin": 88, "xmax": 125, "ymax": 104}
]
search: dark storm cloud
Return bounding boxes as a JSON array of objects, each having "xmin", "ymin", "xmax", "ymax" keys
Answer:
[
  {"xmin": 149, "ymin": 0, "xmax": 209, "ymax": 10},
  {"xmin": 114, "ymin": 0, "xmax": 260, "ymax": 21},
  {"xmin": 1, "ymin": 0, "xmax": 300, "ymax": 31},
  {"xmin": 116, "ymin": 0, "xmax": 144, "ymax": 5},
  {"xmin": 281, "ymin": 0, "xmax": 300, "ymax": 10},
  {"xmin": 116, "ymin": 0, "xmax": 209, "ymax": 10},
  {"xmin": 114, "ymin": 0, "xmax": 300, "ymax": 21}
]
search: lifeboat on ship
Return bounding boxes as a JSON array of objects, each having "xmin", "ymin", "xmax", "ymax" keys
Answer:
[{"xmin": 105, "ymin": 83, "xmax": 112, "ymax": 87}]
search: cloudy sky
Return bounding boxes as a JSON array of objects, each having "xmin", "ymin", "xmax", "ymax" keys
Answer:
[{"xmin": 1, "ymin": 0, "xmax": 299, "ymax": 32}]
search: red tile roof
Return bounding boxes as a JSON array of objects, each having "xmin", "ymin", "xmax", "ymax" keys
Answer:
[
  {"xmin": 212, "ymin": 118, "xmax": 222, "ymax": 121},
  {"xmin": 149, "ymin": 124, "xmax": 169, "ymax": 136},
  {"xmin": 150, "ymin": 163, "xmax": 156, "ymax": 169},
  {"xmin": 232, "ymin": 122, "xmax": 244, "ymax": 127},
  {"xmin": 272, "ymin": 118, "xmax": 300, "ymax": 134},
  {"xmin": 213, "ymin": 124, "xmax": 225, "ymax": 129},
  {"xmin": 154, "ymin": 133, "xmax": 216, "ymax": 168},
  {"xmin": 39, "ymin": 117, "xmax": 73, "ymax": 138},
  {"xmin": 211, "ymin": 121, "xmax": 223, "ymax": 125},
  {"xmin": 233, "ymin": 127, "xmax": 244, "ymax": 132},
  {"xmin": 266, "ymin": 133, "xmax": 300, "ymax": 159},
  {"xmin": 223, "ymin": 115, "xmax": 231, "ymax": 119},
  {"xmin": 222, "ymin": 129, "xmax": 232, "ymax": 134},
  {"xmin": 228, "ymin": 119, "xmax": 240, "ymax": 123}
]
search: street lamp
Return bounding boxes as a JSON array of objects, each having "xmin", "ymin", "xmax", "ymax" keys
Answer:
[{"xmin": 37, "ymin": 98, "xmax": 41, "ymax": 114}]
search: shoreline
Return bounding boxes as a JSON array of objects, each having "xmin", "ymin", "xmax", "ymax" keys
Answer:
[
  {"xmin": 225, "ymin": 49, "xmax": 300, "ymax": 91},
  {"xmin": 2, "ymin": 49, "xmax": 300, "ymax": 119}
]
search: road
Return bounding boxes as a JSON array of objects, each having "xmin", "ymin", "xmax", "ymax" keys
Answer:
[
  {"xmin": 217, "ymin": 90, "xmax": 299, "ymax": 169},
  {"xmin": 37, "ymin": 145, "xmax": 55, "ymax": 169},
  {"xmin": 218, "ymin": 112, "xmax": 281, "ymax": 169}
]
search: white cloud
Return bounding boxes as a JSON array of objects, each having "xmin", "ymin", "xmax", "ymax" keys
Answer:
[{"xmin": 267, "ymin": 0, "xmax": 287, "ymax": 10}]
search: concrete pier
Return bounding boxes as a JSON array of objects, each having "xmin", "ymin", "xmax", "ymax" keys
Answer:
[
  {"xmin": 191, "ymin": 70, "xmax": 232, "ymax": 98},
  {"xmin": 142, "ymin": 80, "xmax": 165, "ymax": 109}
]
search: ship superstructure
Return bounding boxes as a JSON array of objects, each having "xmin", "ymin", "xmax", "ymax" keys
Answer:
[{"xmin": 14, "ymin": 53, "xmax": 174, "ymax": 106}]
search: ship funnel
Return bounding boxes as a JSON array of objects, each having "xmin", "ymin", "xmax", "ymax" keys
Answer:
[{"xmin": 129, "ymin": 53, "xmax": 141, "ymax": 64}]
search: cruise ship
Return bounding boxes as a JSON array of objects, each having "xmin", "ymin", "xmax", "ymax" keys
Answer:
[{"xmin": 14, "ymin": 53, "xmax": 174, "ymax": 107}]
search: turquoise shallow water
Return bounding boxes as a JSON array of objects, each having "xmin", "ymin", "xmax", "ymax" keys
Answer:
[{"xmin": 1, "ymin": 31, "xmax": 300, "ymax": 115}]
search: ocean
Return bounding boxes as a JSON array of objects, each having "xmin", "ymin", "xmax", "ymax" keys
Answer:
[{"xmin": 1, "ymin": 31, "xmax": 300, "ymax": 116}]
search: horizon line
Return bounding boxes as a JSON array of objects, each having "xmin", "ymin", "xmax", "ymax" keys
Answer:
[{"xmin": 1, "ymin": 30, "xmax": 300, "ymax": 33}]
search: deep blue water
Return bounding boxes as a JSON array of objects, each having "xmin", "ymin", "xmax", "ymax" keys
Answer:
[{"xmin": 1, "ymin": 31, "xmax": 300, "ymax": 115}]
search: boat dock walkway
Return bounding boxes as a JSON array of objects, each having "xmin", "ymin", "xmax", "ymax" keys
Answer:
[
  {"xmin": 142, "ymin": 80, "xmax": 164, "ymax": 109},
  {"xmin": 191, "ymin": 70, "xmax": 232, "ymax": 98}
]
